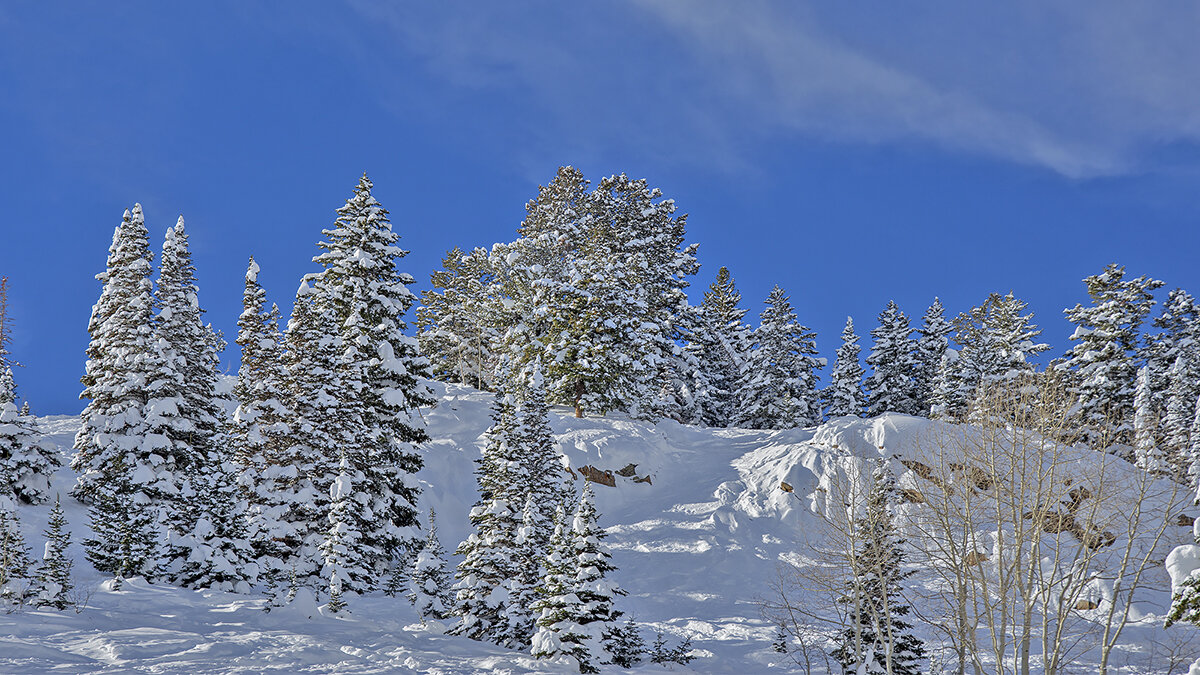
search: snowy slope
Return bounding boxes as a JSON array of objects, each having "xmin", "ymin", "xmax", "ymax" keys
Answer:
[{"xmin": 4, "ymin": 385, "xmax": 1200, "ymax": 673}]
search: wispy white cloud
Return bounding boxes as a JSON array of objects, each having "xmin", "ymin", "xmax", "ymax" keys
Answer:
[{"xmin": 345, "ymin": 0, "xmax": 1200, "ymax": 179}]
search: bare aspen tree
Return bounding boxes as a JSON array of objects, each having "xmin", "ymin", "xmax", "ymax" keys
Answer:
[{"xmin": 908, "ymin": 372, "xmax": 1190, "ymax": 675}]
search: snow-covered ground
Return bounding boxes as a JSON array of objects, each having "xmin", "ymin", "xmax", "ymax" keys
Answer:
[{"xmin": 4, "ymin": 383, "xmax": 1200, "ymax": 673}]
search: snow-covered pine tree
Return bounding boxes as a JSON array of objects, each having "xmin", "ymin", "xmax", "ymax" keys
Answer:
[
  {"xmin": 1163, "ymin": 356, "xmax": 1195, "ymax": 479},
  {"xmin": 1147, "ymin": 288, "xmax": 1200, "ymax": 410},
  {"xmin": 0, "ymin": 277, "xmax": 12, "ymax": 372},
  {"xmin": 1133, "ymin": 367, "xmax": 1164, "ymax": 474},
  {"xmin": 146, "ymin": 217, "xmax": 224, "ymax": 576},
  {"xmin": 418, "ymin": 246, "xmax": 498, "ymax": 389},
  {"xmin": 735, "ymin": 286, "xmax": 822, "ymax": 429},
  {"xmin": 865, "ymin": 301, "xmax": 920, "ymax": 417},
  {"xmin": 1060, "ymin": 264, "xmax": 1163, "ymax": 451},
  {"xmin": 687, "ymin": 267, "xmax": 752, "ymax": 427},
  {"xmin": 603, "ymin": 617, "xmax": 645, "ymax": 668},
  {"xmin": 33, "ymin": 495, "xmax": 72, "ymax": 609},
  {"xmin": 825, "ymin": 317, "xmax": 866, "ymax": 419},
  {"xmin": 531, "ymin": 502, "xmax": 597, "ymax": 672},
  {"xmin": 73, "ymin": 205, "xmax": 164, "ymax": 579},
  {"xmin": 409, "ymin": 507, "xmax": 452, "ymax": 622},
  {"xmin": 174, "ymin": 454, "xmax": 257, "ymax": 592},
  {"xmin": 0, "ymin": 504, "xmax": 32, "ymax": 604},
  {"xmin": 592, "ymin": 174, "xmax": 698, "ymax": 422},
  {"xmin": 450, "ymin": 392, "xmax": 523, "ymax": 645},
  {"xmin": 1165, "ymin": 519, "xmax": 1200, "ymax": 628},
  {"xmin": 231, "ymin": 257, "xmax": 292, "ymax": 566},
  {"xmin": 513, "ymin": 359, "xmax": 563, "ymax": 556},
  {"xmin": 0, "ymin": 366, "xmax": 59, "ymax": 504},
  {"xmin": 929, "ymin": 349, "xmax": 970, "ymax": 421},
  {"xmin": 830, "ymin": 462, "xmax": 925, "ymax": 675},
  {"xmin": 1189, "ymin": 396, "xmax": 1200, "ymax": 502},
  {"xmin": 952, "ymin": 292, "xmax": 1050, "ymax": 423},
  {"xmin": 914, "ymin": 298, "xmax": 952, "ymax": 416},
  {"xmin": 262, "ymin": 284, "xmax": 353, "ymax": 587},
  {"xmin": 321, "ymin": 448, "xmax": 370, "ymax": 612},
  {"xmin": 304, "ymin": 174, "xmax": 434, "ymax": 576}
]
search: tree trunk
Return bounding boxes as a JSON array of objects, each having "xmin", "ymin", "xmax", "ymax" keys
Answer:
[{"xmin": 575, "ymin": 379, "xmax": 585, "ymax": 418}]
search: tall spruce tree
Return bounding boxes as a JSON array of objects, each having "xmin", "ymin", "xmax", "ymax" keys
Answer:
[
  {"xmin": 304, "ymin": 174, "xmax": 434, "ymax": 575},
  {"xmin": 1147, "ymin": 288, "xmax": 1200, "ymax": 411},
  {"xmin": 231, "ymin": 258, "xmax": 291, "ymax": 470},
  {"xmin": 409, "ymin": 507, "xmax": 453, "ymax": 622},
  {"xmin": 830, "ymin": 462, "xmax": 925, "ymax": 675},
  {"xmin": 952, "ymin": 292, "xmax": 1050, "ymax": 423},
  {"xmin": 146, "ymin": 218, "xmax": 223, "ymax": 575},
  {"xmin": 0, "ymin": 367, "xmax": 59, "ymax": 504},
  {"xmin": 33, "ymin": 495, "xmax": 73, "ymax": 609},
  {"xmin": 73, "ymin": 205, "xmax": 163, "ymax": 580},
  {"xmin": 687, "ymin": 267, "xmax": 751, "ymax": 427},
  {"xmin": 531, "ymin": 485, "xmax": 625, "ymax": 673},
  {"xmin": 1133, "ymin": 366, "xmax": 1164, "ymax": 474},
  {"xmin": 1060, "ymin": 264, "xmax": 1163, "ymax": 451},
  {"xmin": 321, "ymin": 448, "xmax": 371, "ymax": 612},
  {"xmin": 735, "ymin": 286, "xmax": 822, "ymax": 429},
  {"xmin": 417, "ymin": 247, "xmax": 498, "ymax": 389},
  {"xmin": 825, "ymin": 317, "xmax": 866, "ymax": 419},
  {"xmin": 450, "ymin": 392, "xmax": 523, "ymax": 645},
  {"xmin": 914, "ymin": 298, "xmax": 952, "ymax": 416},
  {"xmin": 865, "ymin": 301, "xmax": 920, "ymax": 417}
]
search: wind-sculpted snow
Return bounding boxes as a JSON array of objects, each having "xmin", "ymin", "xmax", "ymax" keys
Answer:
[{"xmin": 3, "ymin": 389, "xmax": 1199, "ymax": 672}]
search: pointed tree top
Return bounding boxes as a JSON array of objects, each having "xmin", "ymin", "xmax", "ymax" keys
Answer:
[{"xmin": 245, "ymin": 256, "xmax": 260, "ymax": 283}]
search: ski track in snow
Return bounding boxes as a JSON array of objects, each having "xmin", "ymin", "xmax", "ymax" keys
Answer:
[{"xmin": 4, "ymin": 385, "xmax": 1200, "ymax": 673}]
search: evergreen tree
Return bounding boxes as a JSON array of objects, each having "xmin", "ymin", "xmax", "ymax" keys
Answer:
[
  {"xmin": 1060, "ymin": 264, "xmax": 1163, "ymax": 451},
  {"xmin": 735, "ymin": 286, "xmax": 822, "ymax": 429},
  {"xmin": 418, "ymin": 247, "xmax": 498, "ymax": 389},
  {"xmin": 531, "ymin": 504, "xmax": 596, "ymax": 672},
  {"xmin": 830, "ymin": 462, "xmax": 925, "ymax": 675},
  {"xmin": 146, "ymin": 217, "xmax": 223, "ymax": 575},
  {"xmin": 865, "ymin": 301, "xmax": 920, "ymax": 417},
  {"xmin": 73, "ymin": 205, "xmax": 163, "ymax": 579},
  {"xmin": 409, "ymin": 507, "xmax": 453, "ymax": 622},
  {"xmin": 0, "ymin": 367, "xmax": 59, "ymax": 504},
  {"xmin": 33, "ymin": 495, "xmax": 73, "ymax": 609},
  {"xmin": 1133, "ymin": 367, "xmax": 1164, "ymax": 474},
  {"xmin": 825, "ymin": 317, "xmax": 866, "ymax": 419},
  {"xmin": 687, "ymin": 267, "xmax": 751, "ymax": 427},
  {"xmin": 1147, "ymin": 288, "xmax": 1200, "ymax": 409},
  {"xmin": 321, "ymin": 448, "xmax": 370, "ymax": 612},
  {"xmin": 0, "ymin": 505, "xmax": 32, "ymax": 604},
  {"xmin": 1165, "ymin": 522, "xmax": 1200, "ymax": 628},
  {"xmin": 174, "ymin": 455, "xmax": 258, "ymax": 592},
  {"xmin": 929, "ymin": 349, "xmax": 969, "ymax": 421},
  {"xmin": 531, "ymin": 483, "xmax": 625, "ymax": 673},
  {"xmin": 450, "ymin": 393, "xmax": 523, "ymax": 645},
  {"xmin": 230, "ymin": 257, "xmax": 292, "ymax": 564},
  {"xmin": 1163, "ymin": 356, "xmax": 1195, "ymax": 475},
  {"xmin": 260, "ymin": 284, "xmax": 354, "ymax": 586},
  {"xmin": 304, "ymin": 174, "xmax": 434, "ymax": 575},
  {"xmin": 914, "ymin": 298, "xmax": 952, "ymax": 415},
  {"xmin": 1189, "ymin": 396, "xmax": 1200, "ymax": 502},
  {"xmin": 603, "ymin": 617, "xmax": 645, "ymax": 668},
  {"xmin": 0, "ymin": 277, "xmax": 13, "ymax": 372},
  {"xmin": 952, "ymin": 292, "xmax": 1050, "ymax": 422}
]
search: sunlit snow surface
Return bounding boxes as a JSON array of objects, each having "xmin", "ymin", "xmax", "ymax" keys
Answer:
[{"xmin": 4, "ymin": 384, "xmax": 1200, "ymax": 673}]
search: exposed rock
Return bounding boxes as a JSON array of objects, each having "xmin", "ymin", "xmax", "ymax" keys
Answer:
[
  {"xmin": 633, "ymin": 475, "xmax": 652, "ymax": 485},
  {"xmin": 1178, "ymin": 513, "xmax": 1196, "ymax": 527},
  {"xmin": 780, "ymin": 481, "xmax": 793, "ymax": 493},
  {"xmin": 577, "ymin": 465, "xmax": 616, "ymax": 487},
  {"xmin": 1074, "ymin": 600, "xmax": 1099, "ymax": 610},
  {"xmin": 615, "ymin": 463, "xmax": 639, "ymax": 478},
  {"xmin": 900, "ymin": 488, "xmax": 925, "ymax": 504}
]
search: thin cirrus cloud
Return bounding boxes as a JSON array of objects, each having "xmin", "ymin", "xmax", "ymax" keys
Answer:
[{"xmin": 351, "ymin": 1, "xmax": 1200, "ymax": 180}]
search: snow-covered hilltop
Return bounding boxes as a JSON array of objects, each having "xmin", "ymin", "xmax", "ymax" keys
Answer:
[{"xmin": 3, "ymin": 384, "xmax": 1198, "ymax": 673}]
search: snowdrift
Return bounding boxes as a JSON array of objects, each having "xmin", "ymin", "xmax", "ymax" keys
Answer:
[{"xmin": 2, "ymin": 384, "xmax": 1198, "ymax": 673}]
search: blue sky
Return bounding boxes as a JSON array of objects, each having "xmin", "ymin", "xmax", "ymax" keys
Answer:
[{"xmin": 3, "ymin": 2, "xmax": 1200, "ymax": 414}]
